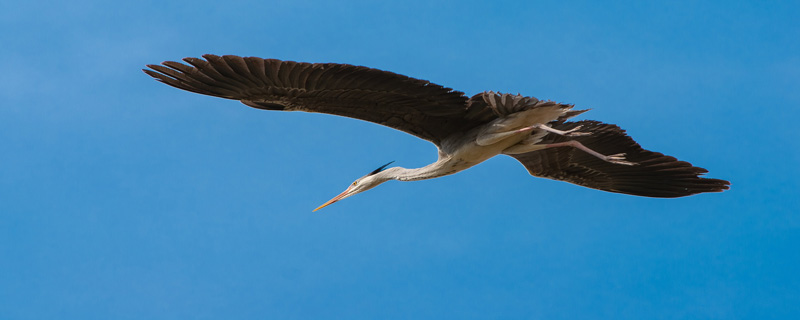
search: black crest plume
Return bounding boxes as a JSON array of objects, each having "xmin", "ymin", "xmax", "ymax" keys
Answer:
[{"xmin": 369, "ymin": 161, "xmax": 395, "ymax": 175}]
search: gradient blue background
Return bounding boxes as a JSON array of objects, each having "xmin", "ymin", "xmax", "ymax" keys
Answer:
[{"xmin": 2, "ymin": 0, "xmax": 798, "ymax": 319}]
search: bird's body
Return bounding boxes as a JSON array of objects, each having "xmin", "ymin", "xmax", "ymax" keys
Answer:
[
  {"xmin": 144, "ymin": 54, "xmax": 729, "ymax": 210},
  {"xmin": 414, "ymin": 104, "xmax": 578, "ymax": 180}
]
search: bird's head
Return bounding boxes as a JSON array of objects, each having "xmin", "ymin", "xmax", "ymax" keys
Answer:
[{"xmin": 313, "ymin": 161, "xmax": 396, "ymax": 212}]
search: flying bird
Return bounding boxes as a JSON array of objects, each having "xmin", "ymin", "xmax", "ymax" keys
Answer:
[{"xmin": 143, "ymin": 54, "xmax": 729, "ymax": 211}]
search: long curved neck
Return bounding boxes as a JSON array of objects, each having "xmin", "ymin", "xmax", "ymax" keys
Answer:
[{"xmin": 378, "ymin": 160, "xmax": 461, "ymax": 182}]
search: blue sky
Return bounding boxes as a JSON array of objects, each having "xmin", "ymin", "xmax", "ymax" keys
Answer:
[{"xmin": 2, "ymin": 0, "xmax": 798, "ymax": 319}]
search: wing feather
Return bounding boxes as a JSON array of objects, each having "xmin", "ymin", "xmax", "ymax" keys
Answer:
[
  {"xmin": 144, "ymin": 54, "xmax": 481, "ymax": 144},
  {"xmin": 509, "ymin": 121, "xmax": 730, "ymax": 197}
]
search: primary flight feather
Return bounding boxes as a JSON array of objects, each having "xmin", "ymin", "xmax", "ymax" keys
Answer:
[{"xmin": 144, "ymin": 54, "xmax": 729, "ymax": 210}]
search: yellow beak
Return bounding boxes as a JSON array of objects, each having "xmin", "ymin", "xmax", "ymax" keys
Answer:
[{"xmin": 313, "ymin": 189, "xmax": 351, "ymax": 212}]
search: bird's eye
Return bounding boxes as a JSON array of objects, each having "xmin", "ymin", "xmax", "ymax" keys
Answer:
[{"xmin": 352, "ymin": 181, "xmax": 358, "ymax": 186}]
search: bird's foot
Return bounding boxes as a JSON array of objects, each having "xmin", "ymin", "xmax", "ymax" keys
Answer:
[
  {"xmin": 603, "ymin": 153, "xmax": 636, "ymax": 166},
  {"xmin": 532, "ymin": 124, "xmax": 590, "ymax": 136},
  {"xmin": 545, "ymin": 141, "xmax": 638, "ymax": 166},
  {"xmin": 564, "ymin": 125, "xmax": 590, "ymax": 136}
]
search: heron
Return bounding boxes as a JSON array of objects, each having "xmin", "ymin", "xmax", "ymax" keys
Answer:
[{"xmin": 143, "ymin": 54, "xmax": 730, "ymax": 211}]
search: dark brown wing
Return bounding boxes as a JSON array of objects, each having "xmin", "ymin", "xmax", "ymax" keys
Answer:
[
  {"xmin": 143, "ymin": 54, "xmax": 482, "ymax": 144},
  {"xmin": 509, "ymin": 120, "xmax": 730, "ymax": 197}
]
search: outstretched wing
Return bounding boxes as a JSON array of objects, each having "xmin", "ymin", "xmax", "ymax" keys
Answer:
[
  {"xmin": 143, "ymin": 54, "xmax": 478, "ymax": 144},
  {"xmin": 509, "ymin": 121, "xmax": 730, "ymax": 197}
]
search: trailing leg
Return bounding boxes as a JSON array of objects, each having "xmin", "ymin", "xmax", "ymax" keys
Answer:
[{"xmin": 544, "ymin": 140, "xmax": 636, "ymax": 165}]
